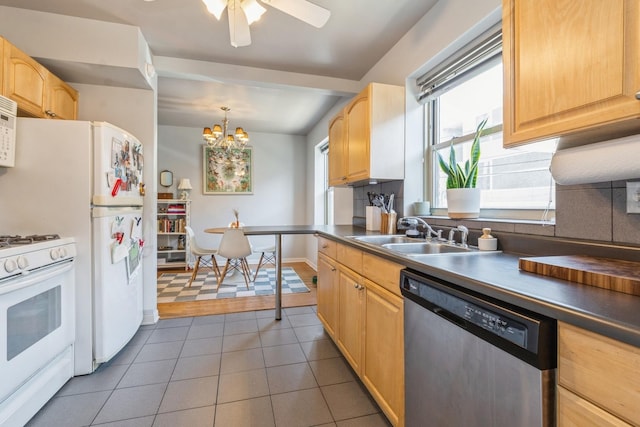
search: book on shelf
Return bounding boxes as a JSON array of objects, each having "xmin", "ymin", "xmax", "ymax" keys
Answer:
[
  {"xmin": 157, "ymin": 218, "xmax": 186, "ymax": 233},
  {"xmin": 166, "ymin": 204, "xmax": 186, "ymax": 214}
]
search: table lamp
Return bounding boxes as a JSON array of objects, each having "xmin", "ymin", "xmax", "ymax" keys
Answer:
[{"xmin": 177, "ymin": 178, "xmax": 192, "ymax": 200}]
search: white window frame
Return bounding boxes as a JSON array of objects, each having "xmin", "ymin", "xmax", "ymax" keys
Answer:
[{"xmin": 419, "ymin": 29, "xmax": 555, "ymax": 223}]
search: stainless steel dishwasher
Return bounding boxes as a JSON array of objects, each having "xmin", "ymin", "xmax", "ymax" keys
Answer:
[{"xmin": 400, "ymin": 269, "xmax": 556, "ymax": 427}]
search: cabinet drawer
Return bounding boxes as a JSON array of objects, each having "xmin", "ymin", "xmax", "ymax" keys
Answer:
[
  {"xmin": 363, "ymin": 253, "xmax": 403, "ymax": 297},
  {"xmin": 317, "ymin": 236, "xmax": 336, "ymax": 259},
  {"xmin": 558, "ymin": 322, "xmax": 640, "ymax": 425},
  {"xmin": 558, "ymin": 386, "xmax": 631, "ymax": 427},
  {"xmin": 336, "ymin": 243, "xmax": 362, "ymax": 274}
]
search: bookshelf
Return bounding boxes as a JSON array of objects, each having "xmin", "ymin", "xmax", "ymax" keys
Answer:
[{"xmin": 157, "ymin": 199, "xmax": 190, "ymax": 269}]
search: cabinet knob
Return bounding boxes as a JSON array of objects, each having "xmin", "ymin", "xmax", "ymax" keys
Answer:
[
  {"xmin": 636, "ymin": 91, "xmax": 640, "ymax": 100},
  {"xmin": 45, "ymin": 110, "xmax": 57, "ymax": 117},
  {"xmin": 330, "ymin": 267, "xmax": 336, "ymax": 272},
  {"xmin": 354, "ymin": 283, "xmax": 359, "ymax": 289}
]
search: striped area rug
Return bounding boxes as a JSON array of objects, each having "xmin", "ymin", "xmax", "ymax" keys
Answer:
[{"xmin": 157, "ymin": 267, "xmax": 309, "ymax": 303}]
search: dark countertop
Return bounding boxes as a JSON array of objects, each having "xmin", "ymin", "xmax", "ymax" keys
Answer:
[{"xmin": 311, "ymin": 225, "xmax": 640, "ymax": 348}]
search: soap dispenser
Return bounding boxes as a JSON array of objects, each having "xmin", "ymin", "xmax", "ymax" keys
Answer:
[{"xmin": 478, "ymin": 228, "xmax": 498, "ymax": 251}]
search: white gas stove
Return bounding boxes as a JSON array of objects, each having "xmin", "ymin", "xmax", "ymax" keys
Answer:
[
  {"xmin": 0, "ymin": 233, "xmax": 76, "ymax": 426},
  {"xmin": 0, "ymin": 234, "xmax": 76, "ymax": 282}
]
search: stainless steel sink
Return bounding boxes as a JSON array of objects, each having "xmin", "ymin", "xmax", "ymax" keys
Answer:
[
  {"xmin": 382, "ymin": 242, "xmax": 474, "ymax": 254},
  {"xmin": 350, "ymin": 235, "xmax": 424, "ymax": 245}
]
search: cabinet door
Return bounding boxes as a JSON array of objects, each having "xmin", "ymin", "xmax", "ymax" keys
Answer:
[
  {"xmin": 328, "ymin": 113, "xmax": 347, "ymax": 186},
  {"xmin": 503, "ymin": 0, "xmax": 640, "ymax": 146},
  {"xmin": 363, "ymin": 280, "xmax": 404, "ymax": 427},
  {"xmin": 558, "ymin": 321, "xmax": 640, "ymax": 425},
  {"xmin": 317, "ymin": 253, "xmax": 339, "ymax": 339},
  {"xmin": 558, "ymin": 386, "xmax": 632, "ymax": 427},
  {"xmin": 337, "ymin": 266, "xmax": 364, "ymax": 374},
  {"xmin": 4, "ymin": 41, "xmax": 47, "ymax": 117},
  {"xmin": 46, "ymin": 73, "xmax": 78, "ymax": 120},
  {"xmin": 345, "ymin": 90, "xmax": 370, "ymax": 182}
]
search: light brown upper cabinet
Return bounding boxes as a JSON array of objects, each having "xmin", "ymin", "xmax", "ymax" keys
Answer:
[
  {"xmin": 46, "ymin": 72, "xmax": 78, "ymax": 120},
  {"xmin": 503, "ymin": 0, "xmax": 640, "ymax": 147},
  {"xmin": 328, "ymin": 113, "xmax": 347, "ymax": 186},
  {"xmin": 328, "ymin": 83, "xmax": 404, "ymax": 185},
  {"xmin": 2, "ymin": 38, "xmax": 78, "ymax": 120}
]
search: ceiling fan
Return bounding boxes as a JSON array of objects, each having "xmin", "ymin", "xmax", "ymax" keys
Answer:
[{"xmin": 201, "ymin": 0, "xmax": 331, "ymax": 47}]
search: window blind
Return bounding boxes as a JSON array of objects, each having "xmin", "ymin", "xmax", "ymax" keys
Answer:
[{"xmin": 417, "ymin": 25, "xmax": 502, "ymax": 104}]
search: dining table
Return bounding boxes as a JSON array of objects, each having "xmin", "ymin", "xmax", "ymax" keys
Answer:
[{"xmin": 204, "ymin": 225, "xmax": 319, "ymax": 320}]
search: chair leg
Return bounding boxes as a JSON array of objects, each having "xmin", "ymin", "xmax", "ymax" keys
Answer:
[
  {"xmin": 211, "ymin": 254, "xmax": 221, "ymax": 280},
  {"xmin": 240, "ymin": 258, "xmax": 252, "ymax": 289},
  {"xmin": 253, "ymin": 252, "xmax": 265, "ymax": 281},
  {"xmin": 216, "ymin": 260, "xmax": 231, "ymax": 290},
  {"xmin": 188, "ymin": 256, "xmax": 201, "ymax": 287}
]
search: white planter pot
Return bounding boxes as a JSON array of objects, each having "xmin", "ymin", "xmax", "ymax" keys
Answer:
[{"xmin": 446, "ymin": 188, "xmax": 481, "ymax": 219}]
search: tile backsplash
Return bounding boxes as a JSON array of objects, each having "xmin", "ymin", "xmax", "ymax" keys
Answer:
[{"xmin": 353, "ymin": 181, "xmax": 404, "ymax": 221}]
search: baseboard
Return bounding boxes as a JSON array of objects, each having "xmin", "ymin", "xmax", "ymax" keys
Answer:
[{"xmin": 142, "ymin": 308, "xmax": 159, "ymax": 325}]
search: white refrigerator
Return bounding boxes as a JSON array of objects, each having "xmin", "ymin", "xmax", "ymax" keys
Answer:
[{"xmin": 0, "ymin": 118, "xmax": 145, "ymax": 375}]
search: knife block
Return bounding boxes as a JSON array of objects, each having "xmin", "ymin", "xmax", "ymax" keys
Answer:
[
  {"xmin": 366, "ymin": 206, "xmax": 381, "ymax": 231},
  {"xmin": 380, "ymin": 212, "xmax": 397, "ymax": 234}
]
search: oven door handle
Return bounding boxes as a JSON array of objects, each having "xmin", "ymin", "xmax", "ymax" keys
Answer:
[{"xmin": 0, "ymin": 260, "xmax": 74, "ymax": 296}]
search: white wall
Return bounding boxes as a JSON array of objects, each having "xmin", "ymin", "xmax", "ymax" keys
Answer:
[{"xmin": 159, "ymin": 126, "xmax": 308, "ymax": 262}]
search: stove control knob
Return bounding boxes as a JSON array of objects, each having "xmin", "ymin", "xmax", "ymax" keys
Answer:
[
  {"xmin": 50, "ymin": 249, "xmax": 60, "ymax": 260},
  {"xmin": 4, "ymin": 258, "xmax": 17, "ymax": 273},
  {"xmin": 17, "ymin": 256, "xmax": 28, "ymax": 270},
  {"xmin": 59, "ymin": 247, "xmax": 67, "ymax": 258}
]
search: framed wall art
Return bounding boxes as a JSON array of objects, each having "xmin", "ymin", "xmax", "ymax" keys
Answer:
[{"xmin": 203, "ymin": 146, "xmax": 253, "ymax": 194}]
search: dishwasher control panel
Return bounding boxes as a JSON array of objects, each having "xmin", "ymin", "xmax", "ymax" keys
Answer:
[{"xmin": 461, "ymin": 301, "xmax": 528, "ymax": 348}]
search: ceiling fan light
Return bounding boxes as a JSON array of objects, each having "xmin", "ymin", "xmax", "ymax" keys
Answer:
[
  {"xmin": 202, "ymin": 0, "xmax": 227, "ymax": 20},
  {"xmin": 241, "ymin": 0, "xmax": 266, "ymax": 24}
]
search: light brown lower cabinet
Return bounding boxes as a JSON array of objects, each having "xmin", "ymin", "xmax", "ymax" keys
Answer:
[
  {"xmin": 557, "ymin": 386, "xmax": 632, "ymax": 427},
  {"xmin": 316, "ymin": 237, "xmax": 405, "ymax": 426},
  {"xmin": 316, "ymin": 253, "xmax": 338, "ymax": 340},
  {"xmin": 362, "ymin": 278, "xmax": 404, "ymax": 427},
  {"xmin": 558, "ymin": 321, "xmax": 640, "ymax": 426},
  {"xmin": 337, "ymin": 265, "xmax": 365, "ymax": 373}
]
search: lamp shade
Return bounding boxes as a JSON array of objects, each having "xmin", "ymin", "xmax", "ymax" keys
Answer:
[{"xmin": 177, "ymin": 178, "xmax": 192, "ymax": 190}]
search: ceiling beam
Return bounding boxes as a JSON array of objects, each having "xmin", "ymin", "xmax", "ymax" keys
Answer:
[{"xmin": 154, "ymin": 56, "xmax": 361, "ymax": 96}]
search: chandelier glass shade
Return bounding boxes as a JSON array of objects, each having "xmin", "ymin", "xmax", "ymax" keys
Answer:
[{"xmin": 203, "ymin": 106, "xmax": 249, "ymax": 150}]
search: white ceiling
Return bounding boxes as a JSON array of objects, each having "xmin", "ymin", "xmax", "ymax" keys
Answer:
[{"xmin": 0, "ymin": 0, "xmax": 438, "ymax": 135}]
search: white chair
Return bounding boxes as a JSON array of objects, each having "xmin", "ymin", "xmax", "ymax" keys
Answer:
[
  {"xmin": 217, "ymin": 228, "xmax": 253, "ymax": 290},
  {"xmin": 252, "ymin": 243, "xmax": 276, "ymax": 281},
  {"xmin": 185, "ymin": 226, "xmax": 221, "ymax": 287}
]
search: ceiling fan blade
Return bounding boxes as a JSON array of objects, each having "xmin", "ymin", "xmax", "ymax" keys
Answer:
[
  {"xmin": 228, "ymin": 0, "xmax": 252, "ymax": 47},
  {"xmin": 262, "ymin": 0, "xmax": 330, "ymax": 28}
]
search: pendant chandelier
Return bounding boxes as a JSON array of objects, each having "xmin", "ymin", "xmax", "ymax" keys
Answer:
[{"xmin": 202, "ymin": 106, "xmax": 249, "ymax": 150}]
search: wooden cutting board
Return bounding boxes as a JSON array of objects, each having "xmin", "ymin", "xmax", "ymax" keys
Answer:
[{"xmin": 519, "ymin": 255, "xmax": 640, "ymax": 296}]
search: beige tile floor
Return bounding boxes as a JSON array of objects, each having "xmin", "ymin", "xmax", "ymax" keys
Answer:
[{"xmin": 26, "ymin": 306, "xmax": 392, "ymax": 427}]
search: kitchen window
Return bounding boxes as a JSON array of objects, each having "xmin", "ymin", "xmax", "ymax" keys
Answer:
[{"xmin": 419, "ymin": 26, "xmax": 556, "ymax": 221}]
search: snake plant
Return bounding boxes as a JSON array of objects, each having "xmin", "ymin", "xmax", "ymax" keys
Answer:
[{"xmin": 437, "ymin": 118, "xmax": 488, "ymax": 189}]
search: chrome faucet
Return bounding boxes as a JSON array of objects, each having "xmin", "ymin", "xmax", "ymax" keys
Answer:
[
  {"xmin": 398, "ymin": 217, "xmax": 440, "ymax": 239},
  {"xmin": 448, "ymin": 225, "xmax": 469, "ymax": 247}
]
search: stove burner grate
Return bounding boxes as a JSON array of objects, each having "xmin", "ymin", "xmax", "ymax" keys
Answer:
[{"xmin": 0, "ymin": 234, "xmax": 61, "ymax": 247}]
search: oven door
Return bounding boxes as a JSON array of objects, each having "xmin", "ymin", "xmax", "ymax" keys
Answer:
[{"xmin": 0, "ymin": 261, "xmax": 75, "ymax": 403}]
